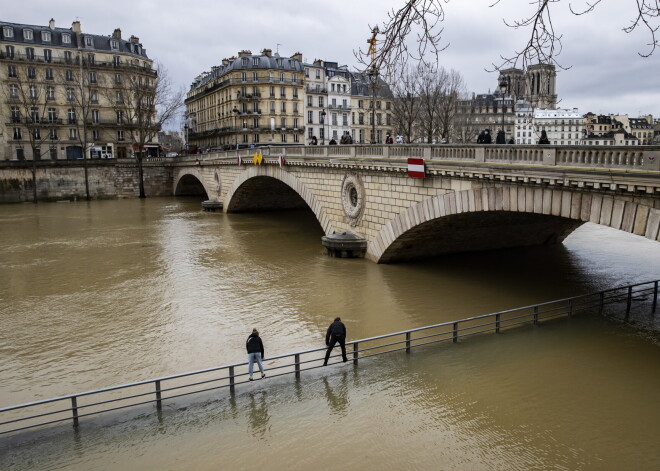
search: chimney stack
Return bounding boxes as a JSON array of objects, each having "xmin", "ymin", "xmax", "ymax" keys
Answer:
[
  {"xmin": 113, "ymin": 28, "xmax": 122, "ymax": 39},
  {"xmin": 49, "ymin": 18, "xmax": 55, "ymax": 30}
]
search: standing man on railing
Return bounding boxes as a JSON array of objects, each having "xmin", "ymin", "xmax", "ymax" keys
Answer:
[
  {"xmin": 246, "ymin": 328, "xmax": 266, "ymax": 381},
  {"xmin": 323, "ymin": 317, "xmax": 348, "ymax": 366}
]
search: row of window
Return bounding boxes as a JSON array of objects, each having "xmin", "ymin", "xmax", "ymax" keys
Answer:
[
  {"xmin": 11, "ymin": 126, "xmax": 127, "ymax": 141},
  {"xmin": 8, "ymin": 84, "xmax": 126, "ymax": 104},
  {"xmin": 2, "ymin": 25, "xmax": 139, "ymax": 53},
  {"xmin": 11, "ymin": 106, "xmax": 130, "ymax": 124},
  {"xmin": 8, "ymin": 64, "xmax": 121, "ymax": 85},
  {"xmin": 4, "ymin": 44, "xmax": 132, "ymax": 66},
  {"xmin": 235, "ymin": 118, "xmax": 302, "ymax": 129},
  {"xmin": 239, "ymin": 71, "xmax": 299, "ymax": 83},
  {"xmin": 240, "ymin": 56, "xmax": 293, "ymax": 68},
  {"xmin": 305, "ymin": 110, "xmax": 391, "ymax": 126}
]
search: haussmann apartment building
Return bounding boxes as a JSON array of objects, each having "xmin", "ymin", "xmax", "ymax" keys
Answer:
[{"xmin": 0, "ymin": 18, "xmax": 156, "ymax": 161}]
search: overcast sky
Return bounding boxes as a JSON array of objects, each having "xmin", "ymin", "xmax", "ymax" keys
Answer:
[{"xmin": 5, "ymin": 1, "xmax": 659, "ymax": 123}]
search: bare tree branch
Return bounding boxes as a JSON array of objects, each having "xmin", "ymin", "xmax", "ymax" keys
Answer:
[{"xmin": 359, "ymin": 0, "xmax": 659, "ymax": 75}]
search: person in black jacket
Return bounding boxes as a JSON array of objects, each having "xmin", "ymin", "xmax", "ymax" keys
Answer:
[
  {"xmin": 324, "ymin": 317, "xmax": 347, "ymax": 366},
  {"xmin": 246, "ymin": 328, "xmax": 266, "ymax": 380}
]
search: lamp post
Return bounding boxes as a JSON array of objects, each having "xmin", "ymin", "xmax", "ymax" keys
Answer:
[
  {"xmin": 320, "ymin": 110, "xmax": 326, "ymax": 145},
  {"xmin": 232, "ymin": 106, "xmax": 240, "ymax": 150},
  {"xmin": 498, "ymin": 78, "xmax": 509, "ymax": 144}
]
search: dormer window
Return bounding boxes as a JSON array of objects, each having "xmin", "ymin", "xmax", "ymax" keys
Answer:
[
  {"xmin": 252, "ymin": 57, "xmax": 259, "ymax": 66},
  {"xmin": 23, "ymin": 29, "xmax": 33, "ymax": 40},
  {"xmin": 110, "ymin": 39, "xmax": 119, "ymax": 49},
  {"xmin": 241, "ymin": 57, "xmax": 249, "ymax": 66},
  {"xmin": 62, "ymin": 33, "xmax": 71, "ymax": 44},
  {"xmin": 85, "ymin": 36, "xmax": 93, "ymax": 47},
  {"xmin": 3, "ymin": 26, "xmax": 14, "ymax": 38},
  {"xmin": 137, "ymin": 45, "xmax": 142, "ymax": 55},
  {"xmin": 42, "ymin": 31, "xmax": 51, "ymax": 42},
  {"xmin": 277, "ymin": 58, "xmax": 283, "ymax": 67}
]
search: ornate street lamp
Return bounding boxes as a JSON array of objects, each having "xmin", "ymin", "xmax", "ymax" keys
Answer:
[
  {"xmin": 232, "ymin": 106, "xmax": 240, "ymax": 149},
  {"xmin": 499, "ymin": 78, "xmax": 509, "ymax": 143},
  {"xmin": 320, "ymin": 110, "xmax": 326, "ymax": 145}
]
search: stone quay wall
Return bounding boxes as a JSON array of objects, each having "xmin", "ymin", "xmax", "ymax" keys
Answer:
[{"xmin": 0, "ymin": 159, "xmax": 173, "ymax": 203}]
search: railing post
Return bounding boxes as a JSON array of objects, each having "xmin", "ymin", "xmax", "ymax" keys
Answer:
[
  {"xmin": 295, "ymin": 354, "xmax": 300, "ymax": 379},
  {"xmin": 405, "ymin": 332, "xmax": 411, "ymax": 353},
  {"xmin": 495, "ymin": 314, "xmax": 501, "ymax": 333},
  {"xmin": 353, "ymin": 342, "xmax": 359, "ymax": 365},
  {"xmin": 453, "ymin": 322, "xmax": 459, "ymax": 343},
  {"xmin": 155, "ymin": 380, "xmax": 162, "ymax": 409},
  {"xmin": 71, "ymin": 396, "xmax": 79, "ymax": 427},
  {"xmin": 653, "ymin": 281, "xmax": 658, "ymax": 314},
  {"xmin": 567, "ymin": 299, "xmax": 573, "ymax": 317},
  {"xmin": 533, "ymin": 306, "xmax": 539, "ymax": 325},
  {"xmin": 229, "ymin": 366, "xmax": 235, "ymax": 395}
]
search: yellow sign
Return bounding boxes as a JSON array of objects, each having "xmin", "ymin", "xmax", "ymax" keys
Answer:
[{"xmin": 253, "ymin": 152, "xmax": 263, "ymax": 165}]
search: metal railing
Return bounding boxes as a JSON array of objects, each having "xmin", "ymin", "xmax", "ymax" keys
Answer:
[{"xmin": 0, "ymin": 280, "xmax": 657, "ymax": 436}]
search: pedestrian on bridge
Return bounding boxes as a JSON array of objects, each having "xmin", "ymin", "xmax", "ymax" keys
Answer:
[
  {"xmin": 324, "ymin": 317, "xmax": 348, "ymax": 366},
  {"xmin": 246, "ymin": 328, "xmax": 266, "ymax": 381}
]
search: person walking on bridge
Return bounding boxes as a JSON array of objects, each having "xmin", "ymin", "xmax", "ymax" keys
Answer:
[
  {"xmin": 246, "ymin": 328, "xmax": 266, "ymax": 381},
  {"xmin": 324, "ymin": 317, "xmax": 348, "ymax": 366}
]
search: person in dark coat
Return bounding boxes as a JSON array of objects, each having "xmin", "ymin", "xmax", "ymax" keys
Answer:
[
  {"xmin": 329, "ymin": 138, "xmax": 337, "ymax": 145},
  {"xmin": 538, "ymin": 130, "xmax": 550, "ymax": 144},
  {"xmin": 310, "ymin": 136, "xmax": 318, "ymax": 145},
  {"xmin": 496, "ymin": 130, "xmax": 506, "ymax": 144},
  {"xmin": 246, "ymin": 328, "xmax": 266, "ymax": 380},
  {"xmin": 483, "ymin": 129, "xmax": 492, "ymax": 144},
  {"xmin": 323, "ymin": 317, "xmax": 347, "ymax": 365},
  {"xmin": 477, "ymin": 130, "xmax": 485, "ymax": 143}
]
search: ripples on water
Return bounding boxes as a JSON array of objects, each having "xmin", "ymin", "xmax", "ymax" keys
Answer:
[{"xmin": 0, "ymin": 198, "xmax": 659, "ymax": 470}]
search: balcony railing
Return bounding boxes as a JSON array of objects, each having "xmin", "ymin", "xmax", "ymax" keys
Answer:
[{"xmin": 0, "ymin": 52, "xmax": 157, "ymax": 76}]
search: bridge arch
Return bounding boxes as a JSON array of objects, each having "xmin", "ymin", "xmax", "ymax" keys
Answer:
[
  {"xmin": 371, "ymin": 186, "xmax": 660, "ymax": 263},
  {"xmin": 173, "ymin": 168, "xmax": 213, "ymax": 198},
  {"xmin": 224, "ymin": 166, "xmax": 335, "ymax": 234}
]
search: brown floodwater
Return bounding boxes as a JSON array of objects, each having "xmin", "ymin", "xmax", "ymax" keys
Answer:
[{"xmin": 0, "ymin": 198, "xmax": 659, "ymax": 470}]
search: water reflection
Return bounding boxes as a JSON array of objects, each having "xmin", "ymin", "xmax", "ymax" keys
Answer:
[
  {"xmin": 246, "ymin": 392, "xmax": 271, "ymax": 440},
  {"xmin": 322, "ymin": 372, "xmax": 350, "ymax": 418}
]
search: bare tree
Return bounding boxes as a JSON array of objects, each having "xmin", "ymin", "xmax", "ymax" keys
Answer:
[
  {"xmin": 105, "ymin": 63, "xmax": 183, "ymax": 198},
  {"xmin": 59, "ymin": 58, "xmax": 103, "ymax": 200},
  {"xmin": 417, "ymin": 63, "xmax": 446, "ymax": 143},
  {"xmin": 357, "ymin": 1, "xmax": 659, "ymax": 75},
  {"xmin": 390, "ymin": 66, "xmax": 422, "ymax": 143},
  {"xmin": 2, "ymin": 64, "xmax": 58, "ymax": 202},
  {"xmin": 451, "ymin": 97, "xmax": 481, "ymax": 143},
  {"xmin": 436, "ymin": 68, "xmax": 466, "ymax": 142}
]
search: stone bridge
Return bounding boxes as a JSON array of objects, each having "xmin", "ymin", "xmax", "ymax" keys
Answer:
[{"xmin": 171, "ymin": 145, "xmax": 660, "ymax": 262}]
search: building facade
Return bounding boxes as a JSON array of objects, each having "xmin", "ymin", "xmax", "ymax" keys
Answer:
[
  {"xmin": 350, "ymin": 72, "xmax": 393, "ymax": 144},
  {"xmin": 1, "ymin": 19, "xmax": 155, "ymax": 160},
  {"xmin": 185, "ymin": 49, "xmax": 305, "ymax": 150},
  {"xmin": 533, "ymin": 108, "xmax": 584, "ymax": 145},
  {"xmin": 186, "ymin": 51, "xmax": 394, "ymax": 150}
]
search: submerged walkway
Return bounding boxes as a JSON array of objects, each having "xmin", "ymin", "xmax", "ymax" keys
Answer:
[{"xmin": 1, "ymin": 280, "xmax": 657, "ymax": 436}]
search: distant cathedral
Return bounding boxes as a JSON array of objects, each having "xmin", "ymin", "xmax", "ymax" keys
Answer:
[{"xmin": 497, "ymin": 63, "xmax": 557, "ymax": 109}]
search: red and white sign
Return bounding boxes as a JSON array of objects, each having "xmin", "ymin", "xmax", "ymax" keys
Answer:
[
  {"xmin": 278, "ymin": 155, "xmax": 285, "ymax": 167},
  {"xmin": 407, "ymin": 157, "xmax": 425, "ymax": 178}
]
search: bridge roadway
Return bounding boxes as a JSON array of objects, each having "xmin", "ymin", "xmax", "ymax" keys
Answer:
[{"xmin": 172, "ymin": 144, "xmax": 660, "ymax": 262}]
